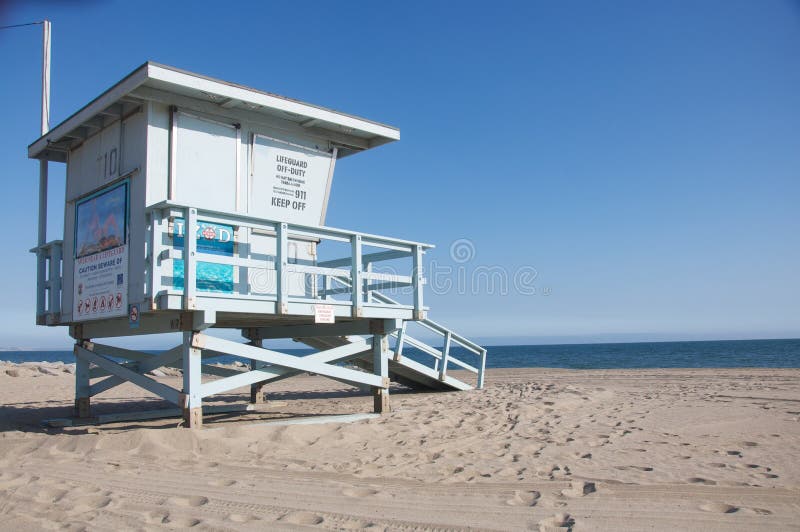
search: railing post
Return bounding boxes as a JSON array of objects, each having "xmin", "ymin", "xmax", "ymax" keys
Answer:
[
  {"xmin": 477, "ymin": 348, "xmax": 487, "ymax": 389},
  {"xmin": 48, "ymin": 242, "xmax": 62, "ymax": 320},
  {"xmin": 36, "ymin": 161, "xmax": 48, "ymax": 324},
  {"xmin": 276, "ymin": 222, "xmax": 289, "ymax": 314},
  {"xmin": 412, "ymin": 245, "xmax": 424, "ymax": 320},
  {"xmin": 439, "ymin": 331, "xmax": 451, "ymax": 381},
  {"xmin": 323, "ymin": 274, "xmax": 332, "ymax": 300},
  {"xmin": 365, "ymin": 261, "xmax": 372, "ymax": 303},
  {"xmin": 36, "ymin": 249, "xmax": 47, "ymax": 322},
  {"xmin": 183, "ymin": 208, "xmax": 197, "ymax": 310},
  {"xmin": 149, "ymin": 210, "xmax": 163, "ymax": 310},
  {"xmin": 351, "ymin": 234, "xmax": 363, "ymax": 318}
]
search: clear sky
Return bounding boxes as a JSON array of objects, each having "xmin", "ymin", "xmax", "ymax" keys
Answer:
[{"xmin": 0, "ymin": 0, "xmax": 798, "ymax": 348}]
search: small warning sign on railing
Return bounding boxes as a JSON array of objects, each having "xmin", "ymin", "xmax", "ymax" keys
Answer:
[{"xmin": 314, "ymin": 304, "xmax": 334, "ymax": 324}]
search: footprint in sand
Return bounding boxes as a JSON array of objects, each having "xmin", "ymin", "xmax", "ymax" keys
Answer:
[
  {"xmin": 207, "ymin": 479, "xmax": 236, "ymax": 487},
  {"xmin": 146, "ymin": 509, "xmax": 170, "ymax": 524},
  {"xmin": 34, "ymin": 486, "xmax": 68, "ymax": 503},
  {"xmin": 699, "ymin": 502, "xmax": 738, "ymax": 514},
  {"xmin": 615, "ymin": 465, "xmax": 653, "ymax": 472},
  {"xmin": 280, "ymin": 511, "xmax": 324, "ymax": 525},
  {"xmin": 742, "ymin": 507, "xmax": 772, "ymax": 515},
  {"xmin": 336, "ymin": 519, "xmax": 377, "ymax": 530},
  {"xmin": 226, "ymin": 513, "xmax": 258, "ymax": 523},
  {"xmin": 687, "ymin": 477, "xmax": 716, "ymax": 485},
  {"xmin": 505, "ymin": 490, "xmax": 540, "ymax": 506},
  {"xmin": 342, "ymin": 487, "xmax": 380, "ymax": 498},
  {"xmin": 0, "ymin": 472, "xmax": 29, "ymax": 489},
  {"xmin": 167, "ymin": 495, "xmax": 209, "ymax": 507},
  {"xmin": 165, "ymin": 516, "xmax": 202, "ymax": 528},
  {"xmin": 69, "ymin": 495, "xmax": 113, "ymax": 513},
  {"xmin": 561, "ymin": 481, "xmax": 596, "ymax": 498},
  {"xmin": 538, "ymin": 512, "xmax": 574, "ymax": 532}
]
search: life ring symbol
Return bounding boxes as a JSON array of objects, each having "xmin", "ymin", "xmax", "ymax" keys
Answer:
[{"xmin": 201, "ymin": 226, "xmax": 216, "ymax": 240}]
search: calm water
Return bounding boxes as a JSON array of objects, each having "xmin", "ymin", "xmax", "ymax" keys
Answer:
[{"xmin": 2, "ymin": 338, "xmax": 798, "ymax": 369}]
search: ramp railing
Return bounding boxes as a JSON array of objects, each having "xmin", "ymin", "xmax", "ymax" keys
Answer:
[{"xmin": 327, "ymin": 275, "xmax": 487, "ymax": 389}]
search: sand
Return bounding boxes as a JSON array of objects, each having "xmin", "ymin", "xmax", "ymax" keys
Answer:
[{"xmin": 0, "ymin": 362, "xmax": 798, "ymax": 531}]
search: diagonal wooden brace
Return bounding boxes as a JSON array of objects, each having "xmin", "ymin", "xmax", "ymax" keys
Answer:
[
  {"xmin": 75, "ymin": 346, "xmax": 182, "ymax": 406},
  {"xmin": 197, "ymin": 334, "xmax": 383, "ymax": 389},
  {"xmin": 90, "ymin": 345, "xmax": 182, "ymax": 397}
]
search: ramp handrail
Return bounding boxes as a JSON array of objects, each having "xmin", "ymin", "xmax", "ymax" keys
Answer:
[{"xmin": 330, "ymin": 275, "xmax": 486, "ymax": 389}]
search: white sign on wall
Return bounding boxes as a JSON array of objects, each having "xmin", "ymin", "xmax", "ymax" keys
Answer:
[
  {"xmin": 74, "ymin": 245, "xmax": 128, "ymax": 321},
  {"xmin": 250, "ymin": 135, "xmax": 334, "ymax": 226}
]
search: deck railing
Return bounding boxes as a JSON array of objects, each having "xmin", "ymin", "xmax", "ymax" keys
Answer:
[
  {"xmin": 146, "ymin": 202, "xmax": 433, "ymax": 319},
  {"xmin": 30, "ymin": 240, "xmax": 63, "ymax": 325}
]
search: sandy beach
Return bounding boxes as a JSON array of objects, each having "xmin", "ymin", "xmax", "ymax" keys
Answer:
[{"xmin": 0, "ymin": 363, "xmax": 798, "ymax": 531}]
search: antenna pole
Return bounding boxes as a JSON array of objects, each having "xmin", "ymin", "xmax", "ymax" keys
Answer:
[
  {"xmin": 41, "ymin": 19, "xmax": 51, "ymax": 135},
  {"xmin": 37, "ymin": 19, "xmax": 50, "ymax": 249},
  {"xmin": 36, "ymin": 20, "xmax": 51, "ymax": 320}
]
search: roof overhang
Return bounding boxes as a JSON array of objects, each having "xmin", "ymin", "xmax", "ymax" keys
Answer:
[{"xmin": 28, "ymin": 62, "xmax": 400, "ymax": 162}]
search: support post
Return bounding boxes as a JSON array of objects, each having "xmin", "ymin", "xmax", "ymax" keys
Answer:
[
  {"xmin": 74, "ymin": 341, "xmax": 90, "ymax": 418},
  {"xmin": 36, "ymin": 20, "xmax": 51, "ymax": 324},
  {"xmin": 372, "ymin": 333, "xmax": 390, "ymax": 414},
  {"xmin": 365, "ymin": 261, "xmax": 372, "ymax": 304},
  {"xmin": 248, "ymin": 337, "xmax": 266, "ymax": 404},
  {"xmin": 183, "ymin": 208, "xmax": 197, "ymax": 310},
  {"xmin": 36, "ymin": 163, "xmax": 48, "ymax": 322},
  {"xmin": 351, "ymin": 234, "xmax": 363, "ymax": 318},
  {"xmin": 439, "ymin": 331, "xmax": 451, "ymax": 381},
  {"xmin": 276, "ymin": 222, "xmax": 288, "ymax": 314},
  {"xmin": 477, "ymin": 348, "xmax": 487, "ymax": 389},
  {"xmin": 182, "ymin": 331, "xmax": 203, "ymax": 428},
  {"xmin": 412, "ymin": 244, "xmax": 424, "ymax": 320}
]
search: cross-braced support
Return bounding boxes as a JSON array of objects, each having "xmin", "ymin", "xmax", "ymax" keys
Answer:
[
  {"xmin": 66, "ymin": 316, "xmax": 409, "ymax": 428},
  {"xmin": 175, "ymin": 330, "xmax": 393, "ymax": 428}
]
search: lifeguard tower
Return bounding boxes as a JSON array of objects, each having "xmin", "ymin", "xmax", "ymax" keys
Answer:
[{"xmin": 29, "ymin": 62, "xmax": 486, "ymax": 427}]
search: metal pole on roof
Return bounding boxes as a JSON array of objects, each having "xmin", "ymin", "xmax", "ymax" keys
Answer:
[
  {"xmin": 38, "ymin": 20, "xmax": 50, "ymax": 248},
  {"xmin": 36, "ymin": 20, "xmax": 51, "ymax": 320},
  {"xmin": 3, "ymin": 18, "xmax": 53, "ymax": 318},
  {"xmin": 41, "ymin": 20, "xmax": 51, "ymax": 135}
]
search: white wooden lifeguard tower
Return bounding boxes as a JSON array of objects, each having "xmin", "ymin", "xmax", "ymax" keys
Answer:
[{"xmin": 29, "ymin": 62, "xmax": 486, "ymax": 427}]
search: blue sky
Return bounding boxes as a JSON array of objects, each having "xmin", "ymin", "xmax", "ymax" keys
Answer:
[{"xmin": 0, "ymin": 1, "xmax": 798, "ymax": 348}]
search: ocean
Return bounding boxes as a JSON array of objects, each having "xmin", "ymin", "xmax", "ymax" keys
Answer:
[{"xmin": 2, "ymin": 338, "xmax": 799, "ymax": 369}]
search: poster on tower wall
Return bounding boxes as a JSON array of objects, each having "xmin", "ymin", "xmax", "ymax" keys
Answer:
[
  {"xmin": 250, "ymin": 135, "xmax": 334, "ymax": 226},
  {"xmin": 73, "ymin": 181, "xmax": 129, "ymax": 321}
]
